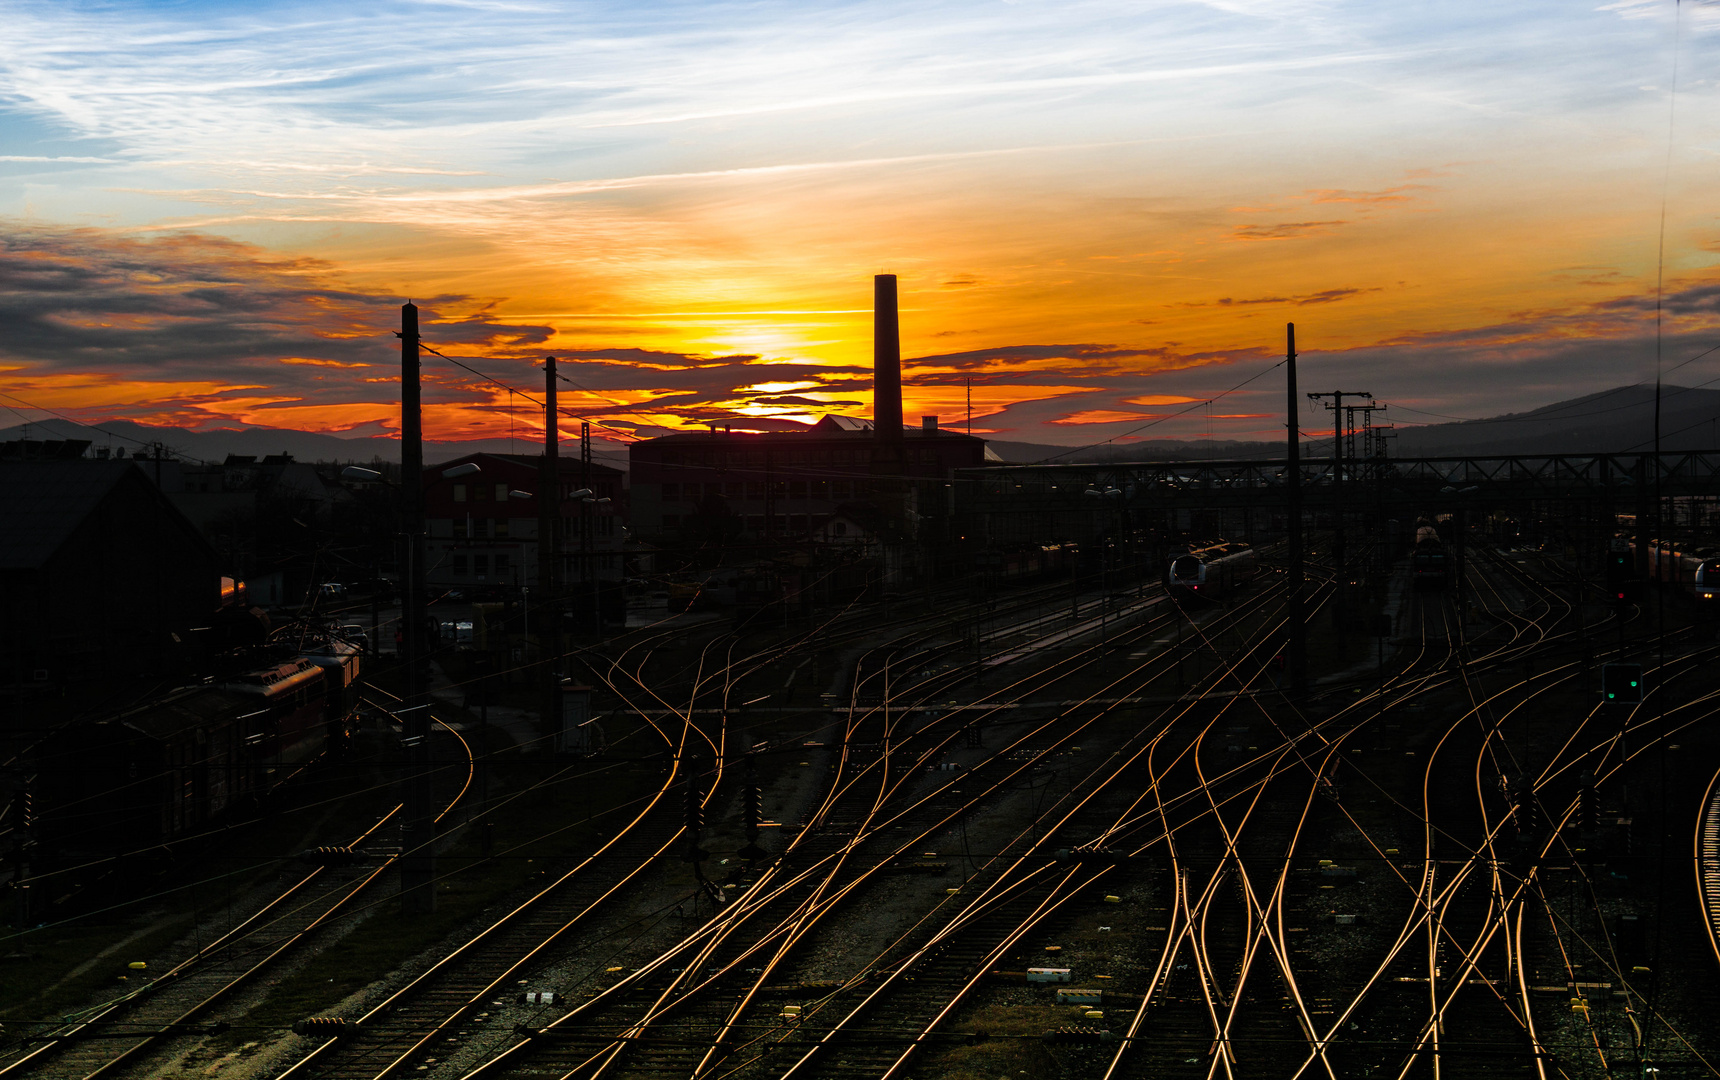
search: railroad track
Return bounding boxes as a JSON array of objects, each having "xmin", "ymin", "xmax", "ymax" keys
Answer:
[{"xmin": 0, "ymin": 702, "xmax": 475, "ymax": 1080}]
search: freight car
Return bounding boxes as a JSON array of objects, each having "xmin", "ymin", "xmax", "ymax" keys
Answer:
[
  {"xmin": 977, "ymin": 542, "xmax": 1081, "ymax": 583},
  {"xmin": 33, "ymin": 647, "xmax": 360, "ymax": 858},
  {"xmin": 1165, "ymin": 540, "xmax": 1257, "ymax": 599}
]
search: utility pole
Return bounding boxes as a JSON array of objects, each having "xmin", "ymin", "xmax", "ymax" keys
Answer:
[
  {"xmin": 539, "ymin": 357, "xmax": 560, "ymax": 747},
  {"xmin": 1285, "ymin": 324, "xmax": 1307, "ymax": 698},
  {"xmin": 1307, "ymin": 389, "xmax": 1371, "ymax": 643},
  {"xmin": 1306, "ymin": 390, "xmax": 1372, "ymax": 570},
  {"xmin": 399, "ymin": 301, "xmax": 434, "ymax": 914},
  {"xmin": 581, "ymin": 420, "xmax": 593, "ymax": 626},
  {"xmin": 1347, "ymin": 402, "xmax": 1387, "ymax": 573}
]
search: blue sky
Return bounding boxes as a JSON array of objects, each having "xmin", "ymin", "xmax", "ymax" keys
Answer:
[{"xmin": 0, "ymin": 0, "xmax": 1715, "ymax": 445}]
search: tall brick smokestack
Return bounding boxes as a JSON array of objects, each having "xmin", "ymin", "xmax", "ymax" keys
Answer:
[{"xmin": 874, "ymin": 274, "xmax": 903, "ymax": 440}]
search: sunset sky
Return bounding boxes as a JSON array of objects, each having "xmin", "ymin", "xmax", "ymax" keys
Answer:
[{"xmin": 1, "ymin": 0, "xmax": 1716, "ymax": 448}]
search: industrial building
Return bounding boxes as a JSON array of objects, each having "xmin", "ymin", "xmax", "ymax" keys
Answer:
[{"xmin": 628, "ymin": 275, "xmax": 994, "ymax": 553}]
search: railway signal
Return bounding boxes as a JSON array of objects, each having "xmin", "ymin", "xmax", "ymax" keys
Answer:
[
  {"xmin": 1578, "ymin": 772, "xmax": 1597, "ymax": 832},
  {"xmin": 1511, "ymin": 777, "xmax": 1542, "ymax": 837},
  {"xmin": 684, "ymin": 772, "xmax": 705, "ymax": 830},
  {"xmin": 1605, "ymin": 548, "xmax": 1630, "ymax": 597},
  {"xmin": 739, "ymin": 756, "xmax": 766, "ymax": 863},
  {"xmin": 1602, "ymin": 663, "xmax": 1643, "ymax": 704},
  {"xmin": 298, "ymin": 845, "xmax": 363, "ymax": 866},
  {"xmin": 8, "ymin": 783, "xmax": 29, "ymax": 842},
  {"xmin": 683, "ymin": 766, "xmax": 710, "ymax": 865}
]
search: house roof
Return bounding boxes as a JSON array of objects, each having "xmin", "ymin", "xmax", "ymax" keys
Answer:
[
  {"xmin": 633, "ymin": 424, "xmax": 984, "ymax": 448},
  {"xmin": 0, "ymin": 460, "xmax": 151, "ymax": 570},
  {"xmin": 814, "ymin": 414, "xmax": 874, "ymax": 433}
]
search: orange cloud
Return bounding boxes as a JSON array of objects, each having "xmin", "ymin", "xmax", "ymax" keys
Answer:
[
  {"xmin": 1123, "ymin": 394, "xmax": 1200, "ymax": 406},
  {"xmin": 1227, "ymin": 221, "xmax": 1347, "ymax": 242},
  {"xmin": 1306, "ymin": 184, "xmax": 1431, "ymax": 205},
  {"xmin": 280, "ymin": 356, "xmax": 372, "ymax": 368},
  {"xmin": 1050, "ymin": 409, "xmax": 1160, "ymax": 425}
]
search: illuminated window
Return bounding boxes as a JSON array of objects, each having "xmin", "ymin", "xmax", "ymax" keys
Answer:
[{"xmin": 453, "ymin": 484, "xmax": 467, "ymax": 502}]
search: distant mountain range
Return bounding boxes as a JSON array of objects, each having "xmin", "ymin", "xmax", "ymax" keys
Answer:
[
  {"xmin": 5, "ymin": 386, "xmax": 1715, "ymax": 472},
  {"xmin": 995, "ymin": 385, "xmax": 1720, "ymax": 462},
  {"xmin": 0, "ymin": 417, "xmax": 635, "ymax": 473},
  {"xmin": 1389, "ymin": 385, "xmax": 1720, "ymax": 457}
]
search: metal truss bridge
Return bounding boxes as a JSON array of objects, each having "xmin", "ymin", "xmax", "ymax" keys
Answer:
[{"xmin": 954, "ymin": 450, "xmax": 1720, "ymax": 516}]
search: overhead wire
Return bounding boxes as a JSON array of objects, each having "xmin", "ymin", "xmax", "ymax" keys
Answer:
[
  {"xmin": 1030, "ymin": 356, "xmax": 1288, "ymax": 464},
  {"xmin": 0, "ymin": 389, "xmax": 219, "ymax": 466}
]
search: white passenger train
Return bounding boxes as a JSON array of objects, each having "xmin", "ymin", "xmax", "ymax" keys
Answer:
[{"xmin": 1166, "ymin": 540, "xmax": 1258, "ymax": 599}]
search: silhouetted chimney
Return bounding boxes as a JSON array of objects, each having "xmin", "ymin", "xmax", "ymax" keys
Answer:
[
  {"xmin": 874, "ymin": 274, "xmax": 903, "ymax": 441},
  {"xmin": 922, "ymin": 415, "xmax": 938, "ymax": 433}
]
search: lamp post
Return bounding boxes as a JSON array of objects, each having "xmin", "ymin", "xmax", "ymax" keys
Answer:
[
  {"xmin": 1440, "ymin": 484, "xmax": 1480, "ymax": 658},
  {"xmin": 342, "ymin": 457, "xmax": 480, "ymax": 914},
  {"xmin": 581, "ymin": 494, "xmax": 610, "ymax": 629},
  {"xmin": 1085, "ymin": 487, "xmax": 1124, "ymax": 642}
]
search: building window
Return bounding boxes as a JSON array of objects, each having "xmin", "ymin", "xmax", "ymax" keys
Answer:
[
  {"xmin": 833, "ymin": 521, "xmax": 847, "ymax": 537},
  {"xmin": 662, "ymin": 482, "xmax": 679, "ymax": 500},
  {"xmin": 495, "ymin": 483, "xmax": 508, "ymax": 501},
  {"xmin": 453, "ymin": 484, "xmax": 467, "ymax": 502},
  {"xmin": 453, "ymin": 554, "xmax": 468, "ymax": 575},
  {"xmin": 832, "ymin": 481, "xmax": 851, "ymax": 499},
  {"xmin": 473, "ymin": 482, "xmax": 489, "ymax": 501},
  {"xmin": 454, "ymin": 519, "xmax": 467, "ymax": 539},
  {"xmin": 472, "ymin": 517, "xmax": 489, "ymax": 539},
  {"xmin": 746, "ymin": 482, "xmax": 764, "ymax": 499},
  {"xmin": 495, "ymin": 553, "xmax": 510, "ymax": 574},
  {"xmin": 789, "ymin": 481, "xmax": 807, "ymax": 500},
  {"xmin": 685, "ymin": 482, "xmax": 701, "ymax": 500},
  {"xmin": 810, "ymin": 480, "xmax": 828, "ymax": 499},
  {"xmin": 474, "ymin": 554, "xmax": 489, "ymax": 576},
  {"xmin": 495, "ymin": 518, "xmax": 508, "ymax": 538}
]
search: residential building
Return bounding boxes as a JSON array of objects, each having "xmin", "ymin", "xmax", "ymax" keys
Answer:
[
  {"xmin": 0, "ymin": 459, "xmax": 221, "ymax": 681},
  {"xmin": 422, "ymin": 452, "xmax": 625, "ymax": 594}
]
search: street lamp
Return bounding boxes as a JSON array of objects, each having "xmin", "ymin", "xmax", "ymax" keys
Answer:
[
  {"xmin": 342, "ymin": 462, "xmax": 484, "ymax": 482},
  {"xmin": 340, "ymin": 457, "xmax": 481, "ymax": 916},
  {"xmin": 578, "ymin": 496, "xmax": 612, "ymax": 620},
  {"xmin": 1083, "ymin": 488, "xmax": 1126, "ymax": 639}
]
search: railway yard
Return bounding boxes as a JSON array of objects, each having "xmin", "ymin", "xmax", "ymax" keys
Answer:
[{"xmin": 5, "ymin": 533, "xmax": 1720, "ymax": 1080}]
